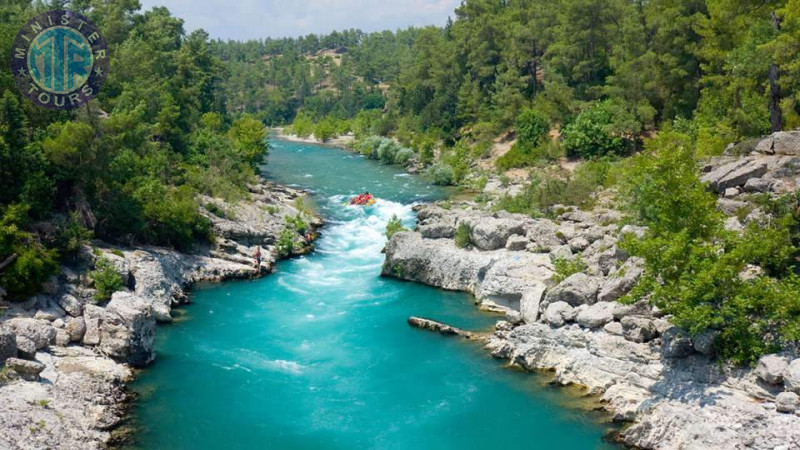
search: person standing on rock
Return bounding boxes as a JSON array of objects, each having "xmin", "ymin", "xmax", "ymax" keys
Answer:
[{"xmin": 254, "ymin": 246, "xmax": 262, "ymax": 269}]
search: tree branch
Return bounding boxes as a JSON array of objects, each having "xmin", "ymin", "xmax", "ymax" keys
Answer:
[{"xmin": 0, "ymin": 254, "xmax": 18, "ymax": 273}]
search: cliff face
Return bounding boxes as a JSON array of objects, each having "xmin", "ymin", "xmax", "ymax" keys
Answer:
[
  {"xmin": 383, "ymin": 204, "xmax": 800, "ymax": 450},
  {"xmin": 0, "ymin": 180, "xmax": 321, "ymax": 449}
]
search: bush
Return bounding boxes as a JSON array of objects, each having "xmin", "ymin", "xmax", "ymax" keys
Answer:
[
  {"xmin": 394, "ymin": 148, "xmax": 414, "ymax": 166},
  {"xmin": 494, "ymin": 162, "xmax": 610, "ymax": 217},
  {"xmin": 426, "ymin": 164, "xmax": 456, "ymax": 186},
  {"xmin": 516, "ymin": 108, "xmax": 550, "ymax": 147},
  {"xmin": 277, "ymin": 224, "xmax": 296, "ymax": 257},
  {"xmin": 53, "ymin": 212, "xmax": 93, "ymax": 259},
  {"xmin": 454, "ymin": 223, "xmax": 472, "ymax": 248},
  {"xmin": 441, "ymin": 142, "xmax": 473, "ymax": 183},
  {"xmin": 552, "ymin": 257, "xmax": 587, "ymax": 283},
  {"xmin": 133, "ymin": 181, "xmax": 212, "ymax": 251},
  {"xmin": 205, "ymin": 203, "xmax": 227, "ymax": 218},
  {"xmin": 619, "ymin": 132, "xmax": 800, "ymax": 364},
  {"xmin": 89, "ymin": 258, "xmax": 123, "ymax": 302},
  {"xmin": 563, "ymin": 101, "xmax": 631, "ymax": 158},
  {"xmin": 0, "ymin": 205, "xmax": 59, "ymax": 300},
  {"xmin": 385, "ymin": 215, "xmax": 408, "ymax": 239},
  {"xmin": 290, "ymin": 112, "xmax": 314, "ymax": 138},
  {"xmin": 286, "ymin": 214, "xmax": 308, "ymax": 234},
  {"xmin": 314, "ymin": 118, "xmax": 336, "ymax": 142}
]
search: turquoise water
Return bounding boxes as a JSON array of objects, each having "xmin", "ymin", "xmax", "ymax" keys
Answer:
[{"xmin": 127, "ymin": 140, "xmax": 616, "ymax": 449}]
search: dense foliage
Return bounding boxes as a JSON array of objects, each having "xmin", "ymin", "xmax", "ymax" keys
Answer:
[
  {"xmin": 620, "ymin": 132, "xmax": 800, "ymax": 364},
  {"xmin": 385, "ymin": 215, "xmax": 408, "ymax": 240},
  {"xmin": 213, "ymin": 0, "xmax": 800, "ymax": 173},
  {"xmin": 0, "ymin": 0, "xmax": 268, "ymax": 300}
]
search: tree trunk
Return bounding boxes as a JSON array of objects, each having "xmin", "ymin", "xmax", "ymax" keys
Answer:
[
  {"xmin": 0, "ymin": 254, "xmax": 18, "ymax": 273},
  {"xmin": 769, "ymin": 11, "xmax": 783, "ymax": 133}
]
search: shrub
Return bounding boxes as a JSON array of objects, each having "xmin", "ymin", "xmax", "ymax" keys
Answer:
[
  {"xmin": 552, "ymin": 257, "xmax": 587, "ymax": 283},
  {"xmin": 516, "ymin": 108, "xmax": 550, "ymax": 148},
  {"xmin": 496, "ymin": 143, "xmax": 538, "ymax": 171},
  {"xmin": 313, "ymin": 118, "xmax": 336, "ymax": 142},
  {"xmin": 454, "ymin": 224, "xmax": 472, "ymax": 248},
  {"xmin": 0, "ymin": 204, "xmax": 58, "ymax": 300},
  {"xmin": 377, "ymin": 139, "xmax": 401, "ymax": 164},
  {"xmin": 427, "ymin": 164, "xmax": 455, "ymax": 186},
  {"xmin": 385, "ymin": 215, "xmax": 408, "ymax": 240},
  {"xmin": 286, "ymin": 214, "xmax": 308, "ymax": 234},
  {"xmin": 441, "ymin": 142, "xmax": 473, "ymax": 183},
  {"xmin": 89, "ymin": 258, "xmax": 123, "ymax": 302},
  {"xmin": 494, "ymin": 164, "xmax": 609, "ymax": 217},
  {"xmin": 205, "ymin": 203, "xmax": 227, "ymax": 218},
  {"xmin": 290, "ymin": 112, "xmax": 314, "ymax": 138},
  {"xmin": 276, "ymin": 224, "xmax": 296, "ymax": 257},
  {"xmin": 563, "ymin": 101, "xmax": 631, "ymax": 158},
  {"xmin": 53, "ymin": 212, "xmax": 93, "ymax": 260},
  {"xmin": 619, "ymin": 132, "xmax": 800, "ymax": 364},
  {"xmin": 358, "ymin": 136, "xmax": 384, "ymax": 158},
  {"xmin": 133, "ymin": 181, "xmax": 212, "ymax": 251},
  {"xmin": 394, "ymin": 148, "xmax": 414, "ymax": 166}
]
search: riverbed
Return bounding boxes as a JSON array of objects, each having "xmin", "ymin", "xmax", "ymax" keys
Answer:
[{"xmin": 126, "ymin": 139, "xmax": 615, "ymax": 449}]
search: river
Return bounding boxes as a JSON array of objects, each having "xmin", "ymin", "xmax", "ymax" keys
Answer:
[{"xmin": 126, "ymin": 139, "xmax": 616, "ymax": 449}]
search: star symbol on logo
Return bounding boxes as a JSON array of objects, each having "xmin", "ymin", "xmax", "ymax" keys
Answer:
[
  {"xmin": 94, "ymin": 67, "xmax": 103, "ymax": 76},
  {"xmin": 16, "ymin": 67, "xmax": 27, "ymax": 77}
]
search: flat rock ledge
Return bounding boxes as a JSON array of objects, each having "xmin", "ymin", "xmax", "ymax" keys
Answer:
[
  {"xmin": 0, "ymin": 180, "xmax": 321, "ymax": 449},
  {"xmin": 383, "ymin": 204, "xmax": 800, "ymax": 450}
]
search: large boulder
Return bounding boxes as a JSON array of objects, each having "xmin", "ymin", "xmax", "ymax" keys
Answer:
[
  {"xmin": 505, "ymin": 235, "xmax": 529, "ymax": 251},
  {"xmin": 470, "ymin": 217, "xmax": 526, "ymax": 250},
  {"xmin": 661, "ymin": 327, "xmax": 694, "ymax": 359},
  {"xmin": 0, "ymin": 326, "xmax": 16, "ymax": 364},
  {"xmin": 14, "ymin": 336, "xmax": 36, "ymax": 360},
  {"xmin": 520, "ymin": 285, "xmax": 546, "ymax": 324},
  {"xmin": 775, "ymin": 131, "xmax": 800, "ymax": 155},
  {"xmin": 544, "ymin": 301, "xmax": 576, "ymax": 327},
  {"xmin": 612, "ymin": 300, "xmax": 652, "ymax": 320},
  {"xmin": 756, "ymin": 354, "xmax": 790, "ymax": 385},
  {"xmin": 3, "ymin": 318, "xmax": 56, "ymax": 349},
  {"xmin": 4, "ymin": 357, "xmax": 45, "ymax": 381},
  {"xmin": 526, "ymin": 220, "xmax": 563, "ymax": 252},
  {"xmin": 545, "ymin": 273, "xmax": 600, "ymax": 307},
  {"xmin": 743, "ymin": 177, "xmax": 773, "ymax": 193},
  {"xmin": 419, "ymin": 222, "xmax": 456, "ymax": 239},
  {"xmin": 621, "ymin": 316, "xmax": 658, "ymax": 343},
  {"xmin": 82, "ymin": 304, "xmax": 104, "ymax": 346},
  {"xmin": 56, "ymin": 293, "xmax": 83, "ymax": 317},
  {"xmin": 776, "ymin": 392, "xmax": 799, "ymax": 414},
  {"xmin": 99, "ymin": 292, "xmax": 156, "ymax": 367},
  {"xmin": 701, "ymin": 159, "xmax": 769, "ymax": 193},
  {"xmin": 598, "ymin": 258, "xmax": 644, "ymax": 303},
  {"xmin": 692, "ymin": 330, "xmax": 720, "ymax": 355},
  {"xmin": 783, "ymin": 359, "xmax": 800, "ymax": 394},
  {"xmin": 65, "ymin": 316, "xmax": 87, "ymax": 342},
  {"xmin": 575, "ymin": 302, "xmax": 616, "ymax": 329}
]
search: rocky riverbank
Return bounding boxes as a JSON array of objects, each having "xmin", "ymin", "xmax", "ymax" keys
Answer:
[
  {"xmin": 0, "ymin": 180, "xmax": 321, "ymax": 449},
  {"xmin": 382, "ymin": 133, "xmax": 800, "ymax": 450},
  {"xmin": 272, "ymin": 128, "xmax": 356, "ymax": 149}
]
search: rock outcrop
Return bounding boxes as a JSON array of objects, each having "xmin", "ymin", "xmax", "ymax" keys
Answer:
[
  {"xmin": 0, "ymin": 180, "xmax": 320, "ymax": 449},
  {"xmin": 383, "ymin": 203, "xmax": 800, "ymax": 450}
]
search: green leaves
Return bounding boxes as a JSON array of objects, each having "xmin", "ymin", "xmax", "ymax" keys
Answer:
[
  {"xmin": 619, "ymin": 132, "xmax": 800, "ymax": 364},
  {"xmin": 385, "ymin": 215, "xmax": 408, "ymax": 240},
  {"xmin": 562, "ymin": 100, "xmax": 632, "ymax": 158}
]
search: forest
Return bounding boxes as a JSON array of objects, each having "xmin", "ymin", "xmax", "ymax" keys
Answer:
[
  {"xmin": 1, "ymin": 0, "xmax": 800, "ymax": 363},
  {"xmin": 1, "ymin": 0, "xmax": 267, "ymax": 299},
  {"xmin": 214, "ymin": 0, "xmax": 799, "ymax": 152}
]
